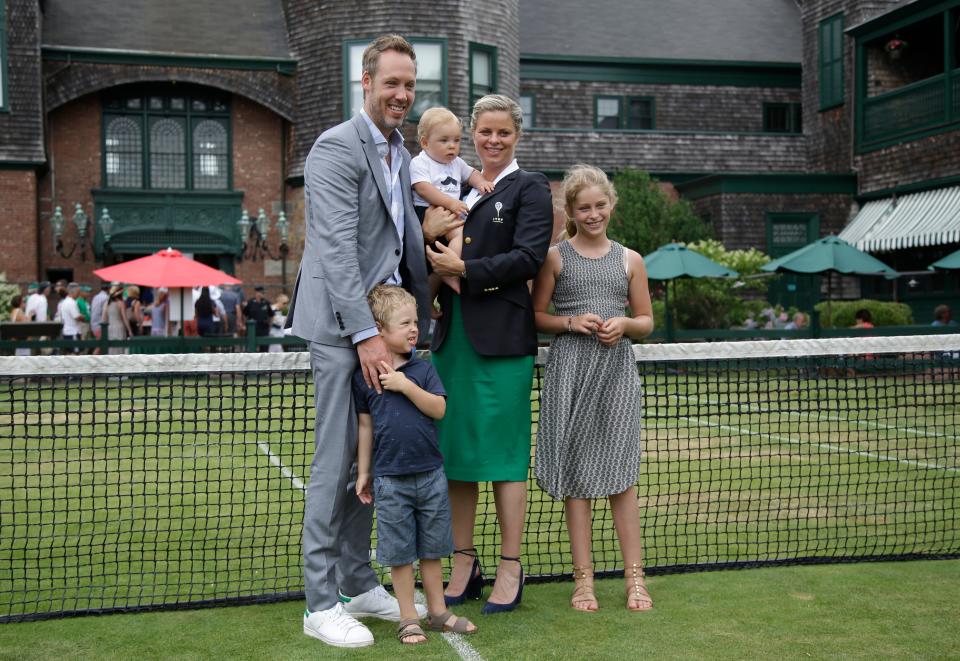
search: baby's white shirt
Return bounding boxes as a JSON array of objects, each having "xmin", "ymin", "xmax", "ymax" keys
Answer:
[{"xmin": 410, "ymin": 151, "xmax": 476, "ymax": 207}]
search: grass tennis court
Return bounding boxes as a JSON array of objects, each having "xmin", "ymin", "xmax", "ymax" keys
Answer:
[
  {"xmin": 3, "ymin": 560, "xmax": 959, "ymax": 659},
  {"xmin": 2, "ymin": 339, "xmax": 958, "ymax": 626}
]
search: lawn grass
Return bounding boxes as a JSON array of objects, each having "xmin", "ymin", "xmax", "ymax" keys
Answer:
[{"xmin": 2, "ymin": 560, "xmax": 958, "ymax": 660}]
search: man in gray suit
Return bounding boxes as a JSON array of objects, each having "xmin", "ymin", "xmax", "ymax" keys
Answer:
[{"xmin": 287, "ymin": 34, "xmax": 431, "ymax": 648}]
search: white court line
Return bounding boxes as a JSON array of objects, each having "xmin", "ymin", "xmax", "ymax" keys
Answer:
[
  {"xmin": 674, "ymin": 391, "xmax": 959, "ymax": 443},
  {"xmin": 257, "ymin": 440, "xmax": 485, "ymax": 661},
  {"xmin": 677, "ymin": 415, "xmax": 960, "ymax": 474},
  {"xmin": 257, "ymin": 442, "xmax": 306, "ymax": 491},
  {"xmin": 442, "ymin": 632, "xmax": 486, "ymax": 661}
]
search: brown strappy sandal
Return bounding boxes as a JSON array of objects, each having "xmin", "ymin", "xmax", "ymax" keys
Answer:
[
  {"xmin": 626, "ymin": 563, "xmax": 653, "ymax": 611},
  {"xmin": 397, "ymin": 618, "xmax": 427, "ymax": 644},
  {"xmin": 426, "ymin": 609, "xmax": 478, "ymax": 634},
  {"xmin": 571, "ymin": 564, "xmax": 599, "ymax": 612}
]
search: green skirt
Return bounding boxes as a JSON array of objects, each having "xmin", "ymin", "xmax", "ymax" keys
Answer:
[{"xmin": 432, "ymin": 296, "xmax": 534, "ymax": 483}]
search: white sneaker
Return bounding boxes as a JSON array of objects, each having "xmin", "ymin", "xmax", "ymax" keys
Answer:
[
  {"xmin": 340, "ymin": 585, "xmax": 428, "ymax": 621},
  {"xmin": 303, "ymin": 603, "xmax": 374, "ymax": 648}
]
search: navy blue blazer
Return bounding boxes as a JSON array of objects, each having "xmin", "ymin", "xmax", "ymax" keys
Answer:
[{"xmin": 431, "ymin": 169, "xmax": 553, "ymax": 356}]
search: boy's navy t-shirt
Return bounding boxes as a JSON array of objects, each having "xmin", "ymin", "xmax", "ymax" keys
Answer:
[{"xmin": 351, "ymin": 356, "xmax": 446, "ymax": 478}]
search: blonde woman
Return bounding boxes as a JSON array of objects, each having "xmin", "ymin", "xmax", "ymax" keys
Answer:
[{"xmin": 425, "ymin": 94, "xmax": 553, "ymax": 614}]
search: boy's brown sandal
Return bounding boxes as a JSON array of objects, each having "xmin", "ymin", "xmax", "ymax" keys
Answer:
[
  {"xmin": 397, "ymin": 618, "xmax": 427, "ymax": 644},
  {"xmin": 426, "ymin": 610, "xmax": 477, "ymax": 634}
]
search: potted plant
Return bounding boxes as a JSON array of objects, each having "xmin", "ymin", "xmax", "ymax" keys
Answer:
[{"xmin": 885, "ymin": 37, "xmax": 908, "ymax": 60}]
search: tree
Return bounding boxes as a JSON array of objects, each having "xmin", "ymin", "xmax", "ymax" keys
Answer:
[{"xmin": 608, "ymin": 168, "xmax": 708, "ymax": 256}]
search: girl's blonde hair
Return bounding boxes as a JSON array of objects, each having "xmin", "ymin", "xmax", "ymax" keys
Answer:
[
  {"xmin": 560, "ymin": 164, "xmax": 617, "ymax": 238},
  {"xmin": 470, "ymin": 94, "xmax": 523, "ymax": 137},
  {"xmin": 417, "ymin": 106, "xmax": 462, "ymax": 143}
]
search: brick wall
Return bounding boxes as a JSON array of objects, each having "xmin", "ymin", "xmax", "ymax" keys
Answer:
[
  {"xmin": 231, "ymin": 94, "xmax": 288, "ymax": 288},
  {"xmin": 520, "ymin": 80, "xmax": 801, "ymax": 133},
  {"xmin": 38, "ymin": 94, "xmax": 102, "ymax": 284},
  {"xmin": 36, "ymin": 91, "xmax": 290, "ymax": 288},
  {"xmin": 0, "ymin": 169, "xmax": 38, "ymax": 283}
]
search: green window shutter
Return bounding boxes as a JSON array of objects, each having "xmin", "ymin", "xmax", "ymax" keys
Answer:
[
  {"xmin": 0, "ymin": 1, "xmax": 7, "ymax": 111},
  {"xmin": 819, "ymin": 13, "xmax": 844, "ymax": 109}
]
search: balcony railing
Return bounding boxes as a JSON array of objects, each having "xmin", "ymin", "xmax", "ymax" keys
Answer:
[
  {"xmin": 860, "ymin": 68, "xmax": 960, "ymax": 149},
  {"xmin": 91, "ymin": 189, "xmax": 244, "ymax": 258}
]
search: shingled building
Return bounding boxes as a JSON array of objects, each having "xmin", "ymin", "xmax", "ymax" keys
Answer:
[{"xmin": 1, "ymin": 0, "xmax": 957, "ymax": 318}]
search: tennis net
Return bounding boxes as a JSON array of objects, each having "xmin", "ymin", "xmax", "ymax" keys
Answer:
[{"xmin": 1, "ymin": 335, "xmax": 958, "ymax": 622}]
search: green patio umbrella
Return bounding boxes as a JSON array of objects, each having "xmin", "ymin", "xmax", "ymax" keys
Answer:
[
  {"xmin": 644, "ymin": 242, "xmax": 740, "ymax": 280},
  {"xmin": 929, "ymin": 248, "xmax": 960, "ymax": 270},
  {"xmin": 643, "ymin": 243, "xmax": 739, "ymax": 341},
  {"xmin": 760, "ymin": 235, "xmax": 896, "ymax": 276},
  {"xmin": 761, "ymin": 235, "xmax": 896, "ymax": 326}
]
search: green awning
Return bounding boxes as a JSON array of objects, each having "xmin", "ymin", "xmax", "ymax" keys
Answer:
[{"xmin": 840, "ymin": 185, "xmax": 960, "ymax": 252}]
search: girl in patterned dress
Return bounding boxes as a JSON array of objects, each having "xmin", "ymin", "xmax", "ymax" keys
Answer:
[{"xmin": 531, "ymin": 164, "xmax": 655, "ymax": 613}]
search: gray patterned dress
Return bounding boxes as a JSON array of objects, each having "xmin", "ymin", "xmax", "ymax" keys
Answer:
[{"xmin": 535, "ymin": 240, "xmax": 642, "ymax": 500}]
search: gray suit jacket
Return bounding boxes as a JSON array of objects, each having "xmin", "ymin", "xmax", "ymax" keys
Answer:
[{"xmin": 287, "ymin": 113, "xmax": 430, "ymax": 346}]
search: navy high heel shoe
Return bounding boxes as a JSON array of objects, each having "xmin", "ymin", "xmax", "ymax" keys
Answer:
[
  {"xmin": 444, "ymin": 548, "xmax": 484, "ymax": 606},
  {"xmin": 480, "ymin": 555, "xmax": 524, "ymax": 614}
]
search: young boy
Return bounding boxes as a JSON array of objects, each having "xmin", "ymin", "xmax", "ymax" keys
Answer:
[
  {"xmin": 353, "ymin": 285, "xmax": 478, "ymax": 644},
  {"xmin": 410, "ymin": 107, "xmax": 495, "ymax": 296}
]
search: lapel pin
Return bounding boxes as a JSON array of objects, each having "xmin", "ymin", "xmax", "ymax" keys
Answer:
[{"xmin": 493, "ymin": 201, "xmax": 504, "ymax": 223}]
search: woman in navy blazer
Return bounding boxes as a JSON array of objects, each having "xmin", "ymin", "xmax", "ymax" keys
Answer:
[{"xmin": 426, "ymin": 94, "xmax": 553, "ymax": 614}]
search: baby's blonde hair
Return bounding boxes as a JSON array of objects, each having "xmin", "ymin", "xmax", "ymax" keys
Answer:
[
  {"xmin": 417, "ymin": 106, "xmax": 462, "ymax": 143},
  {"xmin": 367, "ymin": 284, "xmax": 417, "ymax": 328},
  {"xmin": 560, "ymin": 164, "xmax": 618, "ymax": 238}
]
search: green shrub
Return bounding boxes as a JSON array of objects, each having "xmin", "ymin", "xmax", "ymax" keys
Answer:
[
  {"xmin": 0, "ymin": 274, "xmax": 22, "ymax": 320},
  {"xmin": 651, "ymin": 298, "xmax": 666, "ymax": 331},
  {"xmin": 668, "ymin": 239, "xmax": 772, "ymax": 329},
  {"xmin": 814, "ymin": 299, "xmax": 914, "ymax": 328}
]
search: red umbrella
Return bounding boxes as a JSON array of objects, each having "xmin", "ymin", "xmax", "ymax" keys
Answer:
[{"xmin": 93, "ymin": 248, "xmax": 242, "ymax": 287}]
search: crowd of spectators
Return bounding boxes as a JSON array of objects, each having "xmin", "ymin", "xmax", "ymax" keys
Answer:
[{"xmin": 4, "ymin": 280, "xmax": 291, "ymax": 354}]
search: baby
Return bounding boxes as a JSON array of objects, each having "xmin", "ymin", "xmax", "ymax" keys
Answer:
[{"xmin": 410, "ymin": 107, "xmax": 495, "ymax": 295}]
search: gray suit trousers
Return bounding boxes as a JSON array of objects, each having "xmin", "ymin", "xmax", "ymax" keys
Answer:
[{"xmin": 303, "ymin": 341, "xmax": 379, "ymax": 611}]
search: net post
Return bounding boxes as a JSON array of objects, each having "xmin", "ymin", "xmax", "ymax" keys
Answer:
[{"xmin": 245, "ymin": 320, "xmax": 257, "ymax": 352}]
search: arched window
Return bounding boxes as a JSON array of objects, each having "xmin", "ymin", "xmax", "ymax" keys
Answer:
[
  {"xmin": 192, "ymin": 119, "xmax": 229, "ymax": 189},
  {"xmin": 104, "ymin": 116, "xmax": 143, "ymax": 188},
  {"xmin": 102, "ymin": 88, "xmax": 231, "ymax": 190},
  {"xmin": 149, "ymin": 118, "xmax": 186, "ymax": 189}
]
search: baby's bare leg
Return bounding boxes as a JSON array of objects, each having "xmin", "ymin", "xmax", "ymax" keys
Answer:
[{"xmin": 441, "ymin": 226, "xmax": 464, "ymax": 295}]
